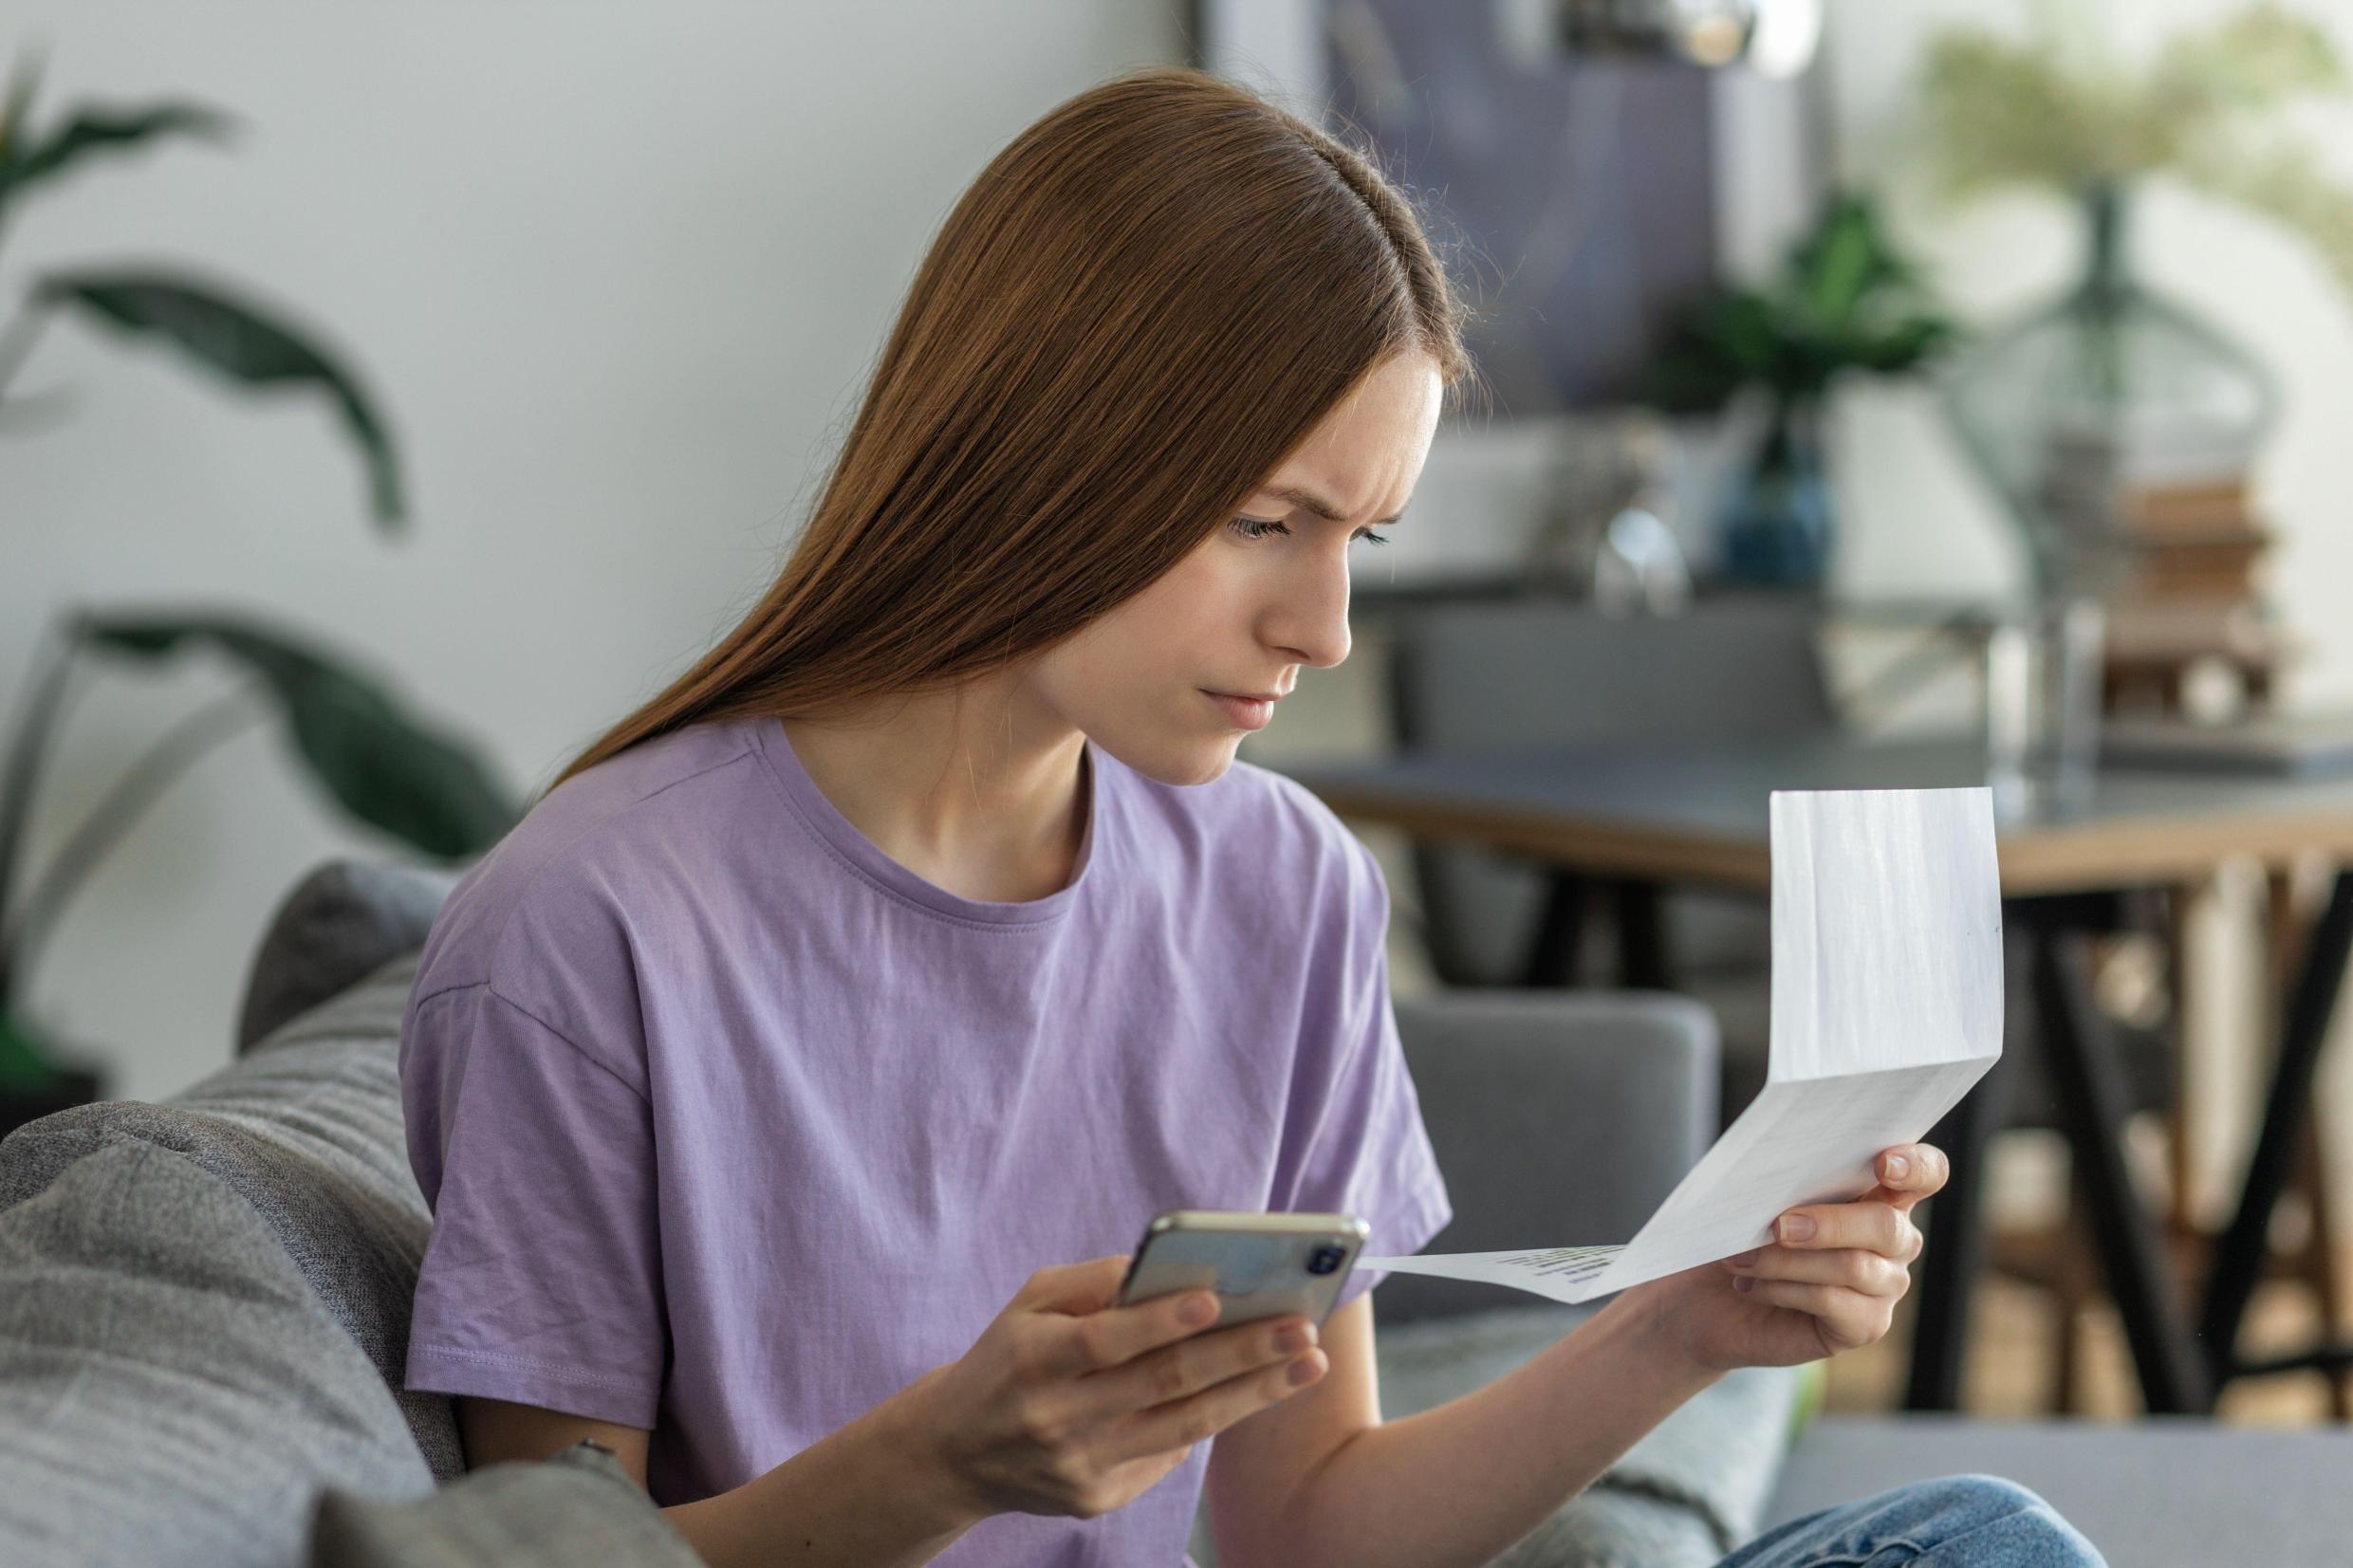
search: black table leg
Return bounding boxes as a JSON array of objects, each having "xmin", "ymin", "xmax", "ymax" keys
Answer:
[
  {"xmin": 1904, "ymin": 950, "xmax": 2017, "ymax": 1412},
  {"xmin": 1611, "ymin": 878, "xmax": 1671, "ymax": 990},
  {"xmin": 1522, "ymin": 874, "xmax": 1673, "ymax": 991},
  {"xmin": 2030, "ymin": 924, "xmax": 2212, "ymax": 1413},
  {"xmin": 2198, "ymin": 869, "xmax": 2353, "ymax": 1383},
  {"xmin": 1519, "ymin": 870, "xmax": 1590, "ymax": 988}
]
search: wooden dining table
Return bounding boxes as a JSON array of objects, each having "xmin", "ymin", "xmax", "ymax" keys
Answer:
[{"xmin": 1276, "ymin": 730, "xmax": 2353, "ymax": 1416}]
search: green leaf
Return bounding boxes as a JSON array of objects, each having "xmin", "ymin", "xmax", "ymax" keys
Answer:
[
  {"xmin": 1706, "ymin": 290, "xmax": 1785, "ymax": 378},
  {"xmin": 0, "ymin": 46, "xmax": 46, "ymax": 169},
  {"xmin": 32, "ymin": 268, "xmax": 405, "ymax": 528},
  {"xmin": 1918, "ymin": 28, "xmax": 2127, "ymax": 193},
  {"xmin": 80, "ymin": 611, "xmax": 518, "ymax": 858},
  {"xmin": 1919, "ymin": 7, "xmax": 2351, "ymax": 208},
  {"xmin": 1630, "ymin": 186, "xmax": 1955, "ymax": 411},
  {"xmin": 2153, "ymin": 6, "xmax": 2347, "ymax": 116},
  {"xmin": 1844, "ymin": 316, "xmax": 1959, "ymax": 374},
  {"xmin": 1632, "ymin": 290, "xmax": 1775, "ymax": 413},
  {"xmin": 1792, "ymin": 196, "xmax": 1893, "ymax": 330},
  {"xmin": 0, "ymin": 1008, "xmax": 66, "ymax": 1093},
  {"xmin": 0, "ymin": 101, "xmax": 237, "ymax": 210}
]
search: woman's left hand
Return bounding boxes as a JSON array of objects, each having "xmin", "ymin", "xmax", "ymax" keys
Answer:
[{"xmin": 1618, "ymin": 1142, "xmax": 1948, "ymax": 1375}]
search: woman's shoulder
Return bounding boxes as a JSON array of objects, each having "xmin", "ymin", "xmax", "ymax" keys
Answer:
[
  {"xmin": 409, "ymin": 717, "xmax": 770, "ymax": 1010},
  {"xmin": 1109, "ymin": 750, "xmax": 1384, "ymax": 920}
]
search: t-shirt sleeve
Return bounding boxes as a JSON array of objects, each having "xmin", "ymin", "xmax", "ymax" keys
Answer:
[
  {"xmin": 1269, "ymin": 831, "xmax": 1454, "ymax": 1316},
  {"xmin": 400, "ymin": 982, "xmax": 668, "ymax": 1429}
]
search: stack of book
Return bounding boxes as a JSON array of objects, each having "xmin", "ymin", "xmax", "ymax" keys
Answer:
[{"xmin": 2035, "ymin": 419, "xmax": 2289, "ymax": 710}]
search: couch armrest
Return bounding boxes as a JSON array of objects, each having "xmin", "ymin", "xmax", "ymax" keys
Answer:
[
  {"xmin": 237, "ymin": 858, "xmax": 468, "ymax": 1055},
  {"xmin": 1377, "ymin": 987, "xmax": 1719, "ymax": 1324}
]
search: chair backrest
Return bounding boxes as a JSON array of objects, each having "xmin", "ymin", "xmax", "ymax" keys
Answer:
[
  {"xmin": 1385, "ymin": 599, "xmax": 1835, "ymax": 986},
  {"xmin": 1388, "ymin": 598, "xmax": 1835, "ymax": 751},
  {"xmin": 1376, "ymin": 987, "xmax": 1716, "ymax": 1324}
]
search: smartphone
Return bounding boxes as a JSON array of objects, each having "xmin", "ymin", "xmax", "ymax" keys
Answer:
[{"xmin": 1114, "ymin": 1209, "xmax": 1371, "ymax": 1330}]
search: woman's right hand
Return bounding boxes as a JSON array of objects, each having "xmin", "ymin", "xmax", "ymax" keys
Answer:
[{"xmin": 889, "ymin": 1253, "xmax": 1329, "ymax": 1525}]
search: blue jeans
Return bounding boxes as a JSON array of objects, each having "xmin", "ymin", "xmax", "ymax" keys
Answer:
[{"xmin": 1714, "ymin": 1474, "xmax": 2107, "ymax": 1566}]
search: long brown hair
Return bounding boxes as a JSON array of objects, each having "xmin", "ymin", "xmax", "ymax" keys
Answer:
[{"xmin": 540, "ymin": 64, "xmax": 1484, "ymax": 802}]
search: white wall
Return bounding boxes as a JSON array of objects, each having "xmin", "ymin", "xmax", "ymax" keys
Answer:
[{"xmin": 5, "ymin": 2, "xmax": 1180, "ymax": 1102}]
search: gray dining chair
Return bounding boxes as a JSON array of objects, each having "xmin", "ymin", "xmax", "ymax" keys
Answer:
[{"xmin": 1384, "ymin": 597, "xmax": 1837, "ymax": 1122}]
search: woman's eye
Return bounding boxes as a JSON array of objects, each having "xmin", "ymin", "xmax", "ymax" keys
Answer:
[{"xmin": 1227, "ymin": 516, "xmax": 1391, "ymax": 545}]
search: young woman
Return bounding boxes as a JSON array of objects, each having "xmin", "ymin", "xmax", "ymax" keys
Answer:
[{"xmin": 398, "ymin": 65, "xmax": 2105, "ymax": 1568}]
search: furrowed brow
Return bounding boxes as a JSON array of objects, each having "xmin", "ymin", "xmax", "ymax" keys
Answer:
[{"xmin": 1266, "ymin": 484, "xmax": 1408, "ymax": 526}]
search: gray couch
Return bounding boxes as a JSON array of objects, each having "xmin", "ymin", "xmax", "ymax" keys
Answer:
[{"xmin": 3, "ymin": 857, "xmax": 2349, "ymax": 1566}]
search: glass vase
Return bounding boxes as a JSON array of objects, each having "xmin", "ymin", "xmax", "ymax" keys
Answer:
[
  {"xmin": 1983, "ymin": 596, "xmax": 2106, "ymax": 821},
  {"xmin": 1939, "ymin": 179, "xmax": 2280, "ymax": 604}
]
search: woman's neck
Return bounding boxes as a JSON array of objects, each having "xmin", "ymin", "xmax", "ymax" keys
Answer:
[{"xmin": 776, "ymin": 675, "xmax": 1090, "ymax": 903}]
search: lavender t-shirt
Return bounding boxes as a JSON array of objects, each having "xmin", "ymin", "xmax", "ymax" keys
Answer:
[{"xmin": 399, "ymin": 711, "xmax": 1452, "ymax": 1563}]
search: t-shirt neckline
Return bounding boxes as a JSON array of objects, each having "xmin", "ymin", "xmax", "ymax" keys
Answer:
[{"xmin": 748, "ymin": 713, "xmax": 1100, "ymax": 927}]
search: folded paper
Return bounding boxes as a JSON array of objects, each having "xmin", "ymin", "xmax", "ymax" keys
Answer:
[{"xmin": 1358, "ymin": 786, "xmax": 2004, "ymax": 1305}]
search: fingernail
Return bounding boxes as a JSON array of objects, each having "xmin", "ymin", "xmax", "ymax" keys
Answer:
[
  {"xmin": 1178, "ymin": 1293, "xmax": 1216, "ymax": 1327},
  {"xmin": 1729, "ymin": 1248, "xmax": 1763, "ymax": 1266},
  {"xmin": 1275, "ymin": 1320, "xmax": 1314, "ymax": 1354},
  {"xmin": 1288, "ymin": 1353, "xmax": 1325, "ymax": 1386},
  {"xmin": 1735, "ymin": 1275, "xmax": 1757, "ymax": 1294},
  {"xmin": 1780, "ymin": 1214, "xmax": 1815, "ymax": 1242},
  {"xmin": 1884, "ymin": 1154, "xmax": 1910, "ymax": 1179}
]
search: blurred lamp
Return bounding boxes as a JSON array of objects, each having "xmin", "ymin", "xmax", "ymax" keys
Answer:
[{"xmin": 1547, "ymin": 0, "xmax": 1822, "ymax": 77}]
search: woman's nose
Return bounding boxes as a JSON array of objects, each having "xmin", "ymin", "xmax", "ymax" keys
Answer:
[{"xmin": 1267, "ymin": 559, "xmax": 1353, "ymax": 670}]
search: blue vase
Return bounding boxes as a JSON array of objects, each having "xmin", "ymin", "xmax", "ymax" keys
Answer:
[{"xmin": 1717, "ymin": 403, "xmax": 1832, "ymax": 589}]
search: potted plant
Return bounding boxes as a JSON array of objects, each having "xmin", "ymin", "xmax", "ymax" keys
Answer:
[
  {"xmin": 0, "ymin": 44, "xmax": 517, "ymax": 1133},
  {"xmin": 1634, "ymin": 191, "xmax": 1956, "ymax": 591}
]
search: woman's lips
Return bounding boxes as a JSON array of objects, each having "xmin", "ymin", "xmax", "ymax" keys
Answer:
[{"xmin": 1204, "ymin": 690, "xmax": 1275, "ymax": 730}]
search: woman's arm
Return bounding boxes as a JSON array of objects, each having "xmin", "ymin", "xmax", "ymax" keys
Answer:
[
  {"xmin": 1212, "ymin": 1146, "xmax": 1949, "ymax": 1568},
  {"xmin": 454, "ymin": 1393, "xmax": 973, "ymax": 1566},
  {"xmin": 454, "ymin": 1395, "xmax": 653, "ymax": 1484},
  {"xmin": 1205, "ymin": 1288, "xmax": 1717, "ymax": 1568},
  {"xmin": 452, "ymin": 1254, "xmax": 1328, "ymax": 1568},
  {"xmin": 658, "ymin": 1388, "xmax": 978, "ymax": 1567}
]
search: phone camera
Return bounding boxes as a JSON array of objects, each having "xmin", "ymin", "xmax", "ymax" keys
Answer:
[{"xmin": 1306, "ymin": 1245, "xmax": 1345, "ymax": 1276}]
